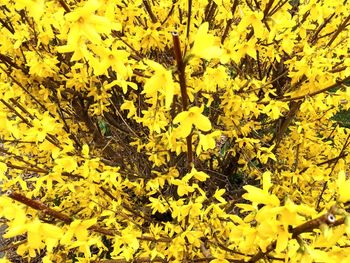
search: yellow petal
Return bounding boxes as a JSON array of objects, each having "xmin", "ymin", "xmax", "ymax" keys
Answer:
[{"xmin": 195, "ymin": 114, "xmax": 211, "ymax": 132}]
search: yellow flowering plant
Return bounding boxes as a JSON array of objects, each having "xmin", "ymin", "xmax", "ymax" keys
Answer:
[{"xmin": 0, "ymin": 0, "xmax": 350, "ymax": 262}]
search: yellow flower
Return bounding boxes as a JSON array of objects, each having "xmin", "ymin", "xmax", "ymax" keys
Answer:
[
  {"xmin": 120, "ymin": 100, "xmax": 137, "ymax": 118},
  {"xmin": 243, "ymin": 172, "xmax": 280, "ymax": 207},
  {"xmin": 191, "ymin": 22, "xmax": 222, "ymax": 60},
  {"xmin": 337, "ymin": 171, "xmax": 350, "ymax": 203},
  {"xmin": 149, "ymin": 197, "xmax": 167, "ymax": 214},
  {"xmin": 28, "ymin": 112, "xmax": 59, "ymax": 142},
  {"xmin": 143, "ymin": 60, "xmax": 175, "ymax": 110},
  {"xmin": 89, "ymin": 45, "xmax": 131, "ymax": 78},
  {"xmin": 57, "ymin": 0, "xmax": 120, "ymax": 54},
  {"xmin": 54, "ymin": 156, "xmax": 78, "ymax": 173},
  {"xmin": 213, "ymin": 189, "xmax": 227, "ymax": 204},
  {"xmin": 183, "ymin": 167, "xmax": 209, "ymax": 182},
  {"xmin": 173, "ymin": 106, "xmax": 211, "ymax": 138},
  {"xmin": 196, "ymin": 130, "xmax": 221, "ymax": 155}
]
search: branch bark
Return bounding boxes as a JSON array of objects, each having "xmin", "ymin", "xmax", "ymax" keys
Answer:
[
  {"xmin": 281, "ymin": 75, "xmax": 350, "ymax": 102},
  {"xmin": 6, "ymin": 191, "xmax": 172, "ymax": 243},
  {"xmin": 172, "ymin": 32, "xmax": 193, "ymax": 167},
  {"xmin": 248, "ymin": 206, "xmax": 338, "ymax": 262}
]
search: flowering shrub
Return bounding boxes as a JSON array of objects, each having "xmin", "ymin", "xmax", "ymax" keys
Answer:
[{"xmin": 0, "ymin": 0, "xmax": 350, "ymax": 262}]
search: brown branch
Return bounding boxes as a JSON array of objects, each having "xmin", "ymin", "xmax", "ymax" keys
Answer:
[
  {"xmin": 281, "ymin": 76, "xmax": 350, "ymax": 102},
  {"xmin": 248, "ymin": 206, "xmax": 338, "ymax": 262},
  {"xmin": 268, "ymin": 0, "xmax": 289, "ymax": 17},
  {"xmin": 0, "ymin": 99, "xmax": 32, "ymax": 127},
  {"xmin": 161, "ymin": 0, "xmax": 177, "ymax": 25},
  {"xmin": 311, "ymin": 12, "xmax": 335, "ymax": 44},
  {"xmin": 7, "ymin": 191, "xmax": 172, "ymax": 243},
  {"xmin": 327, "ymin": 14, "xmax": 350, "ymax": 47},
  {"xmin": 316, "ymin": 133, "xmax": 350, "ymax": 210},
  {"xmin": 0, "ymin": 139, "xmax": 36, "ymax": 144},
  {"xmin": 100, "ymin": 186, "xmax": 153, "ymax": 223},
  {"xmin": 0, "ymin": 18, "xmax": 15, "ymax": 34},
  {"xmin": 58, "ymin": 0, "xmax": 71, "ymax": 13},
  {"xmin": 142, "ymin": 0, "xmax": 158, "ymax": 23},
  {"xmin": 333, "ymin": 216, "xmax": 346, "ymax": 227},
  {"xmin": 290, "ymin": 207, "xmax": 337, "ymax": 238},
  {"xmin": 0, "ymin": 239, "xmax": 26, "ymax": 253},
  {"xmin": 111, "ymin": 30, "xmax": 143, "ymax": 61},
  {"xmin": 221, "ymin": 0, "xmax": 239, "ymax": 44},
  {"xmin": 91, "ymin": 257, "xmax": 167, "ymax": 263},
  {"xmin": 0, "ymin": 54, "xmax": 24, "ymax": 71},
  {"xmin": 253, "ymin": 0, "xmax": 261, "ymax": 10},
  {"xmin": 0, "ymin": 148, "xmax": 47, "ymax": 172},
  {"xmin": 9, "ymin": 98, "xmax": 35, "ymax": 119},
  {"xmin": 172, "ymin": 32, "xmax": 193, "ymax": 167},
  {"xmin": 0, "ymin": 98, "xmax": 62, "ymax": 149},
  {"xmin": 300, "ymin": 152, "xmax": 347, "ymax": 173},
  {"xmin": 0, "ymin": 66, "xmax": 48, "ymax": 113},
  {"xmin": 7, "ymin": 191, "xmax": 72, "ymax": 223},
  {"xmin": 204, "ymin": 1, "xmax": 217, "ymax": 26},
  {"xmin": 172, "ymin": 32, "xmax": 187, "ymax": 111},
  {"xmin": 262, "ymin": 0, "xmax": 275, "ymax": 18},
  {"xmin": 330, "ymin": 65, "xmax": 347, "ymax": 73},
  {"xmin": 186, "ymin": 0, "xmax": 193, "ymax": 41},
  {"xmin": 273, "ymin": 100, "xmax": 302, "ymax": 149},
  {"xmin": 248, "ymin": 240, "xmax": 277, "ymax": 262}
]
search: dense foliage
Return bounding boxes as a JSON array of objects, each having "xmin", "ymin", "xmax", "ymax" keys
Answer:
[{"xmin": 0, "ymin": 0, "xmax": 350, "ymax": 262}]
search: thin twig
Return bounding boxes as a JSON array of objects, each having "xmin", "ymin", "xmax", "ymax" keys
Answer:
[
  {"xmin": 161, "ymin": 0, "xmax": 177, "ymax": 25},
  {"xmin": 6, "ymin": 191, "xmax": 172, "ymax": 243},
  {"xmin": 0, "ymin": 18, "xmax": 15, "ymax": 34},
  {"xmin": 0, "ymin": 240, "xmax": 27, "ymax": 253},
  {"xmin": 186, "ymin": 0, "xmax": 192, "ymax": 41},
  {"xmin": 281, "ymin": 76, "xmax": 350, "ymax": 102},
  {"xmin": 221, "ymin": 0, "xmax": 239, "ymax": 44},
  {"xmin": 311, "ymin": 12, "xmax": 335, "ymax": 44},
  {"xmin": 316, "ymin": 133, "xmax": 350, "ymax": 210},
  {"xmin": 143, "ymin": 0, "xmax": 158, "ymax": 23},
  {"xmin": 58, "ymin": 0, "xmax": 71, "ymax": 12},
  {"xmin": 327, "ymin": 14, "xmax": 350, "ymax": 47},
  {"xmin": 248, "ymin": 206, "xmax": 338, "ymax": 262}
]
